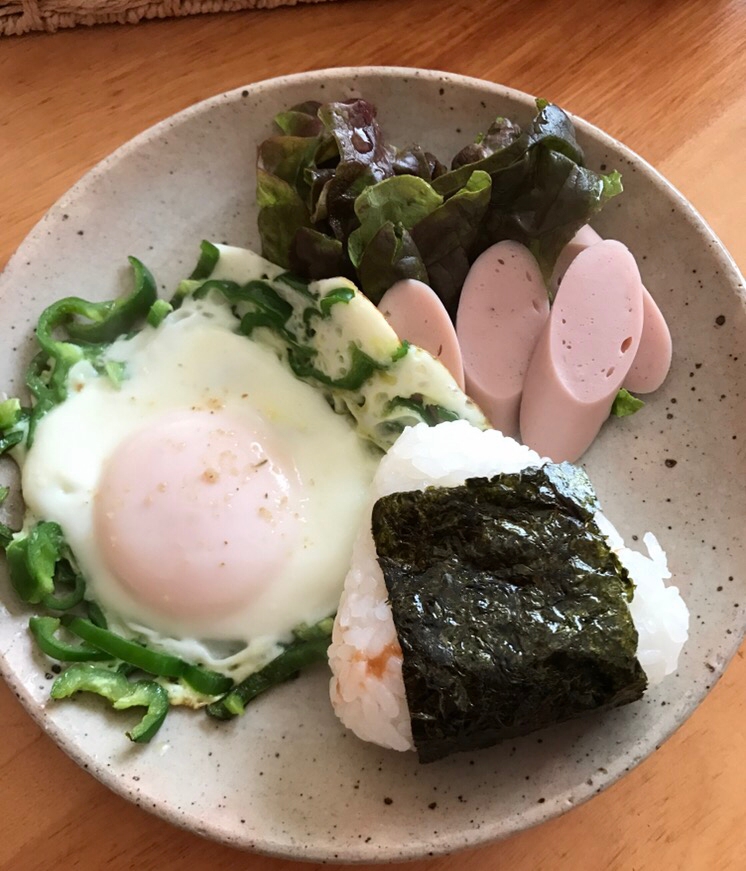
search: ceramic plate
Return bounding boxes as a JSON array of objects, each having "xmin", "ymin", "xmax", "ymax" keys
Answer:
[{"xmin": 0, "ymin": 68, "xmax": 744, "ymax": 862}]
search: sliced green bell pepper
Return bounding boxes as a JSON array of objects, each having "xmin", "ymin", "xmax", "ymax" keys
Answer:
[
  {"xmin": 51, "ymin": 664, "xmax": 169, "ymax": 742},
  {"xmin": 29, "ymin": 616, "xmax": 112, "ymax": 662},
  {"xmin": 207, "ymin": 617, "xmax": 333, "ymax": 720},
  {"xmin": 6, "ymin": 522, "xmax": 85, "ymax": 609},
  {"xmin": 188, "ymin": 240, "xmax": 220, "ymax": 281},
  {"xmin": 62, "ymin": 616, "xmax": 233, "ymax": 696}
]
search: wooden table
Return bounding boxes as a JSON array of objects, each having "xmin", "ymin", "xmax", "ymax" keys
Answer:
[{"xmin": 1, "ymin": 1, "xmax": 745, "ymax": 868}]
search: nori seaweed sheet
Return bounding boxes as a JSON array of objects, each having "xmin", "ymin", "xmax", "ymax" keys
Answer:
[{"xmin": 372, "ymin": 463, "xmax": 647, "ymax": 763}]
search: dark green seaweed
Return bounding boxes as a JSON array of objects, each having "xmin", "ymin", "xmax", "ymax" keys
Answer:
[{"xmin": 372, "ymin": 463, "xmax": 646, "ymax": 763}]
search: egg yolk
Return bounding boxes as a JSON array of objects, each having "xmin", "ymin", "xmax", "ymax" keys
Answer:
[{"xmin": 93, "ymin": 409, "xmax": 301, "ymax": 619}]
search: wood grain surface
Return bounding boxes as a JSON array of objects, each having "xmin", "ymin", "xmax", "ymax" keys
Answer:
[{"xmin": 1, "ymin": 1, "xmax": 745, "ymax": 868}]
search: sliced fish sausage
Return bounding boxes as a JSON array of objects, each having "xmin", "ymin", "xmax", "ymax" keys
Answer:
[
  {"xmin": 456, "ymin": 241, "xmax": 549, "ymax": 437},
  {"xmin": 519, "ymin": 240, "xmax": 644, "ymax": 462},
  {"xmin": 378, "ymin": 279, "xmax": 465, "ymax": 389},
  {"xmin": 553, "ymin": 226, "xmax": 672, "ymax": 393},
  {"xmin": 622, "ymin": 288, "xmax": 673, "ymax": 393},
  {"xmin": 549, "ymin": 224, "xmax": 603, "ymax": 296}
]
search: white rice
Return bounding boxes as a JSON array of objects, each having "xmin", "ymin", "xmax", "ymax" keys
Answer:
[
  {"xmin": 594, "ymin": 513, "xmax": 690, "ymax": 686},
  {"xmin": 328, "ymin": 421, "xmax": 690, "ymax": 752}
]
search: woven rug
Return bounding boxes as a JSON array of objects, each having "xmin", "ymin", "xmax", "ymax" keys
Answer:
[{"xmin": 1, "ymin": 0, "xmax": 336, "ymax": 36}]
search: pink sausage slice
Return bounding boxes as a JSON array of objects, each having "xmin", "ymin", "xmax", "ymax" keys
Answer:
[
  {"xmin": 519, "ymin": 240, "xmax": 644, "ymax": 462},
  {"xmin": 549, "ymin": 224, "xmax": 603, "ymax": 296},
  {"xmin": 456, "ymin": 241, "xmax": 550, "ymax": 437},
  {"xmin": 622, "ymin": 288, "xmax": 672, "ymax": 393},
  {"xmin": 553, "ymin": 226, "xmax": 672, "ymax": 393},
  {"xmin": 378, "ymin": 279, "xmax": 465, "ymax": 388}
]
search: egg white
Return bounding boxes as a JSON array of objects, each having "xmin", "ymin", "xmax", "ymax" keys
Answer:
[{"xmin": 20, "ymin": 295, "xmax": 379, "ymax": 680}]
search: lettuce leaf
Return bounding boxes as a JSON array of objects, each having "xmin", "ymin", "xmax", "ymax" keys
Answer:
[
  {"xmin": 258, "ymin": 136, "xmax": 317, "ymax": 190},
  {"xmin": 451, "ymin": 117, "xmax": 522, "ymax": 169},
  {"xmin": 355, "ymin": 169, "xmax": 492, "ymax": 315},
  {"xmin": 256, "ymin": 168, "xmax": 311, "ymax": 269},
  {"xmin": 255, "ymin": 97, "xmax": 622, "ymax": 318},
  {"xmin": 357, "ymin": 222, "xmax": 428, "ymax": 304},
  {"xmin": 410, "ymin": 169, "xmax": 492, "ymax": 316},
  {"xmin": 611, "ymin": 388, "xmax": 645, "ymax": 417},
  {"xmin": 273, "ymin": 101, "xmax": 324, "ymax": 137},
  {"xmin": 392, "ymin": 144, "xmax": 447, "ymax": 180},
  {"xmin": 442, "ymin": 101, "xmax": 622, "ymax": 278},
  {"xmin": 316, "ymin": 100, "xmax": 396, "ymax": 241},
  {"xmin": 347, "ymin": 175, "xmax": 443, "ymax": 267},
  {"xmin": 289, "ymin": 227, "xmax": 350, "ymax": 280}
]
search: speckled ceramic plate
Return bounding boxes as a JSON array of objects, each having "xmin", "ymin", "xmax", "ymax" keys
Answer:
[{"xmin": 0, "ymin": 68, "xmax": 744, "ymax": 862}]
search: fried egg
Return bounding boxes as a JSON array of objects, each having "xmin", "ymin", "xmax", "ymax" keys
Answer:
[{"xmin": 20, "ymin": 294, "xmax": 379, "ymax": 681}]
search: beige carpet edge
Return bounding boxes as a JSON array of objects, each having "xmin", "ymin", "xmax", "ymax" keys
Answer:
[{"xmin": 2, "ymin": 0, "xmax": 336, "ymax": 36}]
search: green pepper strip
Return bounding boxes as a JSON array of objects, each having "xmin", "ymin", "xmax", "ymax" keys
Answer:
[
  {"xmin": 0, "ymin": 428, "xmax": 25, "ymax": 455},
  {"xmin": 62, "ymin": 616, "xmax": 233, "ymax": 696},
  {"xmin": 192, "ymin": 271, "xmax": 406, "ymax": 393},
  {"xmin": 26, "ymin": 521, "xmax": 62, "ymax": 595},
  {"xmin": 5, "ymin": 522, "xmax": 84, "ymax": 608},
  {"xmin": 195, "ymin": 278, "xmax": 302, "ymax": 349},
  {"xmin": 5, "ymin": 537, "xmax": 33, "ymax": 599},
  {"xmin": 197, "ymin": 278, "xmax": 295, "ymax": 323},
  {"xmin": 169, "ymin": 279, "xmax": 200, "ymax": 309},
  {"xmin": 58, "ymin": 257, "xmax": 157, "ymax": 345},
  {"xmin": 146, "ymin": 299, "xmax": 173, "ymax": 328},
  {"xmin": 51, "ymin": 664, "xmax": 169, "ymax": 743},
  {"xmin": 189, "ymin": 265, "xmax": 409, "ymax": 395},
  {"xmin": 302, "ymin": 286, "xmax": 356, "ymax": 334},
  {"xmin": 29, "ymin": 616, "xmax": 112, "ymax": 662},
  {"xmin": 86, "ymin": 599, "xmax": 109, "ymax": 628},
  {"xmin": 25, "ymin": 352, "xmax": 59, "ymax": 446},
  {"xmin": 191, "ymin": 278, "xmax": 244, "ymax": 302},
  {"xmin": 239, "ymin": 311, "xmax": 300, "ymax": 349},
  {"xmin": 42, "ymin": 560, "xmax": 87, "ymax": 611},
  {"xmin": 206, "ymin": 618, "xmax": 333, "ymax": 720},
  {"xmin": 391, "ymin": 340, "xmax": 410, "ymax": 362},
  {"xmin": 0, "ymin": 523, "xmax": 12, "ymax": 549},
  {"xmin": 112, "ymin": 680, "xmax": 170, "ymax": 742},
  {"xmin": 25, "ymin": 257, "xmax": 156, "ymax": 443},
  {"xmin": 0, "ymin": 486, "xmax": 13, "ymax": 549},
  {"xmin": 243, "ymin": 282, "xmax": 294, "ymax": 320},
  {"xmin": 0, "ymin": 400, "xmax": 26, "ymax": 456},
  {"xmin": 34, "ymin": 308, "xmax": 96, "ymax": 397},
  {"xmin": 275, "ymin": 271, "xmax": 316, "ymax": 301},
  {"xmin": 188, "ymin": 240, "xmax": 220, "ymax": 281},
  {"xmin": 319, "ymin": 286, "xmax": 355, "ymax": 316},
  {"xmin": 103, "ymin": 360, "xmax": 127, "ymax": 388},
  {"xmin": 192, "ymin": 278, "xmax": 305, "ymax": 350},
  {"xmin": 386, "ymin": 395, "xmax": 461, "ymax": 426},
  {"xmin": 288, "ymin": 342, "xmax": 389, "ymax": 391},
  {"xmin": 0, "ymin": 398, "xmax": 21, "ymax": 430}
]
